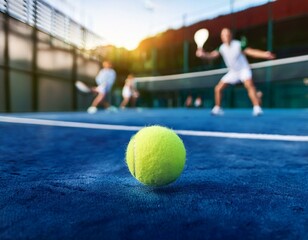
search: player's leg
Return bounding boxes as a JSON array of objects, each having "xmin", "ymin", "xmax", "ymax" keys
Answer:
[
  {"xmin": 243, "ymin": 79, "xmax": 263, "ymax": 116},
  {"xmin": 131, "ymin": 91, "xmax": 139, "ymax": 107},
  {"xmin": 121, "ymin": 86, "xmax": 132, "ymax": 108},
  {"xmin": 214, "ymin": 81, "xmax": 229, "ymax": 107},
  {"xmin": 243, "ymin": 79, "xmax": 259, "ymax": 106},
  {"xmin": 211, "ymin": 81, "xmax": 228, "ymax": 115},
  {"xmin": 92, "ymin": 92, "xmax": 105, "ymax": 107},
  {"xmin": 87, "ymin": 85, "xmax": 106, "ymax": 114},
  {"xmin": 239, "ymin": 68, "xmax": 263, "ymax": 116},
  {"xmin": 120, "ymin": 97, "xmax": 130, "ymax": 108}
]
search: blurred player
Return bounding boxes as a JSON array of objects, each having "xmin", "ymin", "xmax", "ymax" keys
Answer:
[
  {"xmin": 120, "ymin": 74, "xmax": 139, "ymax": 109},
  {"xmin": 185, "ymin": 95, "xmax": 193, "ymax": 108},
  {"xmin": 87, "ymin": 60, "xmax": 116, "ymax": 114},
  {"xmin": 194, "ymin": 96, "xmax": 203, "ymax": 108},
  {"xmin": 196, "ymin": 28, "xmax": 275, "ymax": 116},
  {"xmin": 256, "ymin": 90, "xmax": 263, "ymax": 106}
]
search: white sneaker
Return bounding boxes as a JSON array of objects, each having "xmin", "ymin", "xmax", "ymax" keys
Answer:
[
  {"xmin": 87, "ymin": 106, "xmax": 97, "ymax": 114},
  {"xmin": 211, "ymin": 106, "xmax": 224, "ymax": 116},
  {"xmin": 253, "ymin": 106, "xmax": 263, "ymax": 116}
]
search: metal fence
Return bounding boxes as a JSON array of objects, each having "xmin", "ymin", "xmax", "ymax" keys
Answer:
[
  {"xmin": 0, "ymin": 9, "xmax": 102, "ymax": 113},
  {"xmin": 0, "ymin": 0, "xmax": 105, "ymax": 49}
]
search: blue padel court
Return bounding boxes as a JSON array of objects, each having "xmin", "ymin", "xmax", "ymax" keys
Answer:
[{"xmin": 0, "ymin": 109, "xmax": 307, "ymax": 239}]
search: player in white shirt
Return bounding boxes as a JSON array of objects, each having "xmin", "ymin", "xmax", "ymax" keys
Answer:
[
  {"xmin": 196, "ymin": 28, "xmax": 275, "ymax": 116},
  {"xmin": 120, "ymin": 74, "xmax": 139, "ymax": 109},
  {"xmin": 87, "ymin": 60, "xmax": 116, "ymax": 114}
]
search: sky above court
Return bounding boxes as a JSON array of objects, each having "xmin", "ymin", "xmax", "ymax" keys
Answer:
[{"xmin": 47, "ymin": 0, "xmax": 270, "ymax": 50}]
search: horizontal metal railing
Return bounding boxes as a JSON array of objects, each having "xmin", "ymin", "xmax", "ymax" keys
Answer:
[{"xmin": 0, "ymin": 0, "xmax": 105, "ymax": 49}]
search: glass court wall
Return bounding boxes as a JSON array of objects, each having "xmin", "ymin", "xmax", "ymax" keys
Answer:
[{"xmin": 0, "ymin": 0, "xmax": 103, "ymax": 113}]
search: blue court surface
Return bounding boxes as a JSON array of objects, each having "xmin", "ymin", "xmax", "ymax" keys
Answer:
[{"xmin": 0, "ymin": 108, "xmax": 307, "ymax": 240}]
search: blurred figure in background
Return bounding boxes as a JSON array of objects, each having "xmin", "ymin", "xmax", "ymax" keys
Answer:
[
  {"xmin": 120, "ymin": 74, "xmax": 139, "ymax": 109},
  {"xmin": 87, "ymin": 60, "xmax": 117, "ymax": 114},
  {"xmin": 194, "ymin": 96, "xmax": 203, "ymax": 108},
  {"xmin": 256, "ymin": 90, "xmax": 263, "ymax": 106},
  {"xmin": 185, "ymin": 95, "xmax": 193, "ymax": 108},
  {"xmin": 196, "ymin": 28, "xmax": 275, "ymax": 116}
]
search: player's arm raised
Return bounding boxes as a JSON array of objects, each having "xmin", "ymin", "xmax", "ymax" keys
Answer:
[
  {"xmin": 243, "ymin": 47, "xmax": 276, "ymax": 60},
  {"xmin": 196, "ymin": 49, "xmax": 220, "ymax": 60}
]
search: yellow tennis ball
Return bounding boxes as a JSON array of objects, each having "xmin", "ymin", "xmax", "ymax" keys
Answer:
[{"xmin": 126, "ymin": 126, "xmax": 186, "ymax": 187}]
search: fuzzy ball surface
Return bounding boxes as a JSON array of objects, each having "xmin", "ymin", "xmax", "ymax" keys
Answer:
[{"xmin": 126, "ymin": 126, "xmax": 186, "ymax": 186}]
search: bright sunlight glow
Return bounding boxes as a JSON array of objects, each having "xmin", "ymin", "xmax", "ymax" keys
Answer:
[{"xmin": 46, "ymin": 0, "xmax": 271, "ymax": 51}]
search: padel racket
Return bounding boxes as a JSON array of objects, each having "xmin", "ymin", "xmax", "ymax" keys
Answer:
[
  {"xmin": 194, "ymin": 28, "xmax": 209, "ymax": 49},
  {"xmin": 75, "ymin": 81, "xmax": 91, "ymax": 93}
]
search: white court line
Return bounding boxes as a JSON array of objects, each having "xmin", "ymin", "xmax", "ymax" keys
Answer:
[{"xmin": 0, "ymin": 116, "xmax": 308, "ymax": 142}]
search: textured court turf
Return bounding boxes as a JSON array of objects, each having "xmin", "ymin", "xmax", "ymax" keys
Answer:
[{"xmin": 0, "ymin": 109, "xmax": 307, "ymax": 239}]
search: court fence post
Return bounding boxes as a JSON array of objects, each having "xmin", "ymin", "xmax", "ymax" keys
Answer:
[
  {"xmin": 3, "ymin": 8, "xmax": 10, "ymax": 113},
  {"xmin": 72, "ymin": 48, "xmax": 77, "ymax": 111},
  {"xmin": 32, "ymin": 0, "xmax": 38, "ymax": 111},
  {"xmin": 266, "ymin": 0, "xmax": 274, "ymax": 108},
  {"xmin": 183, "ymin": 40, "xmax": 189, "ymax": 73}
]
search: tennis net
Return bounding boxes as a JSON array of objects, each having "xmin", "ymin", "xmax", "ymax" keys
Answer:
[{"xmin": 136, "ymin": 55, "xmax": 308, "ymax": 91}]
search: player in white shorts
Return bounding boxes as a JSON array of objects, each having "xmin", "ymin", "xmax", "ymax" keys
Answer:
[
  {"xmin": 196, "ymin": 28, "xmax": 275, "ymax": 116},
  {"xmin": 120, "ymin": 74, "xmax": 139, "ymax": 109},
  {"xmin": 87, "ymin": 60, "xmax": 116, "ymax": 114}
]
